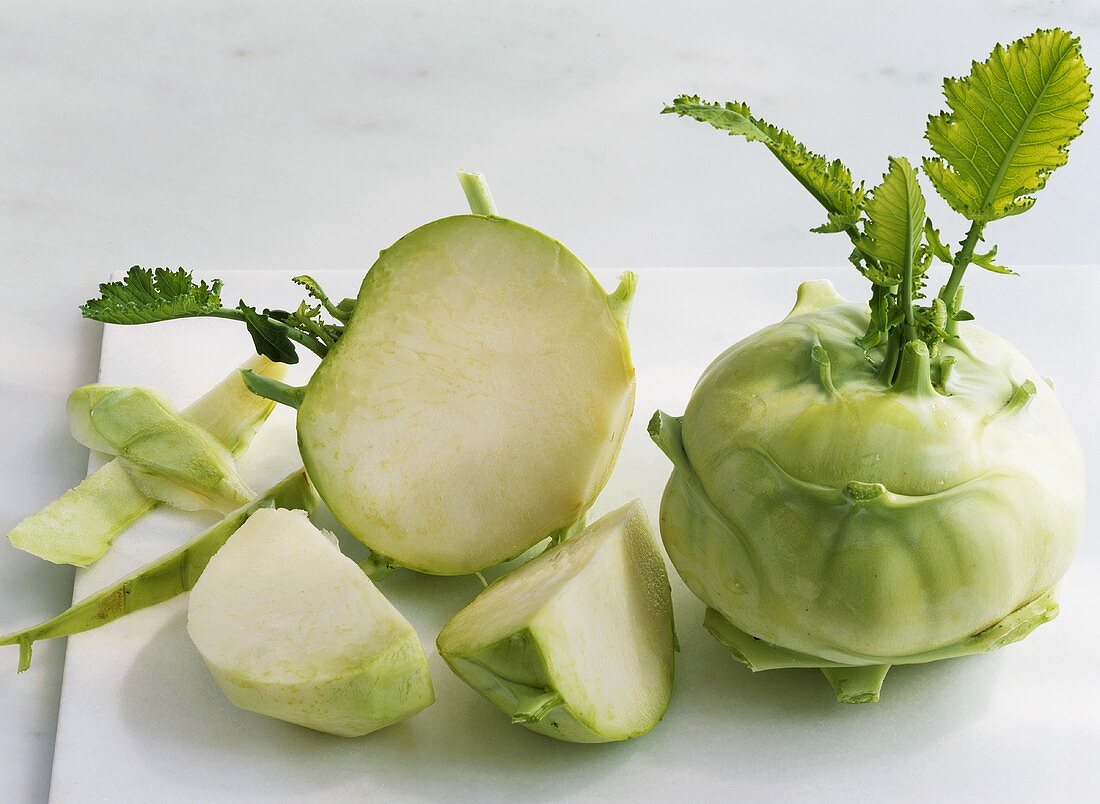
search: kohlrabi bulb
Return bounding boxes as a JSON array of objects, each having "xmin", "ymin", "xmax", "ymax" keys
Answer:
[{"xmin": 650, "ymin": 280, "xmax": 1085, "ymax": 702}]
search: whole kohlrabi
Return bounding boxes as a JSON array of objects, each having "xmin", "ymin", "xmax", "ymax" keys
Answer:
[{"xmin": 654, "ymin": 28, "xmax": 1091, "ymax": 702}]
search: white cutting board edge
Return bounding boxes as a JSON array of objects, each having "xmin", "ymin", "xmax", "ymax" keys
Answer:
[{"xmin": 46, "ymin": 266, "xmax": 1100, "ymax": 802}]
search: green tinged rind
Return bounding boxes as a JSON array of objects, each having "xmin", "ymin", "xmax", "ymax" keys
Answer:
[
  {"xmin": 7, "ymin": 356, "xmax": 286, "ymax": 566},
  {"xmin": 0, "ymin": 470, "xmax": 315, "ymax": 671},
  {"xmin": 437, "ymin": 500, "xmax": 675, "ymax": 743}
]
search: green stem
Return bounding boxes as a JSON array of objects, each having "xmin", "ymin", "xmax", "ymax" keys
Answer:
[
  {"xmin": 939, "ymin": 220, "xmax": 984, "ymax": 313},
  {"xmin": 876, "ymin": 327, "xmax": 902, "ymax": 386},
  {"xmin": 458, "ymin": 171, "xmax": 499, "ymax": 216},
  {"xmin": 209, "ymin": 309, "xmax": 329, "ymax": 359},
  {"xmin": 900, "ymin": 253, "xmax": 916, "ymax": 344}
]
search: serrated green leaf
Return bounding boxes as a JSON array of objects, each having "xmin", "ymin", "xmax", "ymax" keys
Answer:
[
  {"xmin": 971, "ymin": 245, "xmax": 1017, "ymax": 275},
  {"xmin": 81, "ymin": 267, "xmax": 224, "ymax": 325},
  {"xmin": 810, "ymin": 212, "xmax": 860, "ymax": 234},
  {"xmin": 924, "ymin": 28, "xmax": 1092, "ymax": 222},
  {"xmin": 857, "ymin": 157, "xmax": 927, "ymax": 287},
  {"xmin": 663, "ymin": 96, "xmax": 864, "ymax": 221},
  {"xmin": 237, "ymin": 303, "xmax": 299, "ymax": 364},
  {"xmin": 923, "ymin": 220, "xmax": 954, "ymax": 263},
  {"xmin": 292, "ymin": 275, "xmax": 351, "ymax": 323}
]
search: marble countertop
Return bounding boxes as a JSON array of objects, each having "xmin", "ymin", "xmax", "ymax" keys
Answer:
[{"xmin": 2, "ymin": 2, "xmax": 1097, "ymax": 801}]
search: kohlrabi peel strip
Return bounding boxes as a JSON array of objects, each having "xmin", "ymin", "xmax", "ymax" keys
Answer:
[
  {"xmin": 437, "ymin": 500, "xmax": 675, "ymax": 743},
  {"xmin": 1, "ymin": 469, "xmax": 315, "ymax": 672},
  {"xmin": 67, "ymin": 385, "xmax": 254, "ymax": 513},
  {"xmin": 82, "ymin": 173, "xmax": 637, "ymax": 576},
  {"xmin": 656, "ymin": 29, "xmax": 1090, "ymax": 701},
  {"xmin": 187, "ymin": 507, "xmax": 434, "ymax": 737},
  {"xmin": 7, "ymin": 355, "xmax": 286, "ymax": 566}
]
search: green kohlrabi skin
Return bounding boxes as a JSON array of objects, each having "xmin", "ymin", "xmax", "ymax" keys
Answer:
[
  {"xmin": 67, "ymin": 384, "xmax": 255, "ymax": 514},
  {"xmin": 652, "ymin": 280, "xmax": 1084, "ymax": 671}
]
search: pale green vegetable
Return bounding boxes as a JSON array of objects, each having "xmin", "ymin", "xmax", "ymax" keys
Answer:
[
  {"xmin": 67, "ymin": 385, "xmax": 253, "ymax": 513},
  {"xmin": 82, "ymin": 174, "xmax": 637, "ymax": 575},
  {"xmin": 1, "ymin": 470, "xmax": 314, "ymax": 671},
  {"xmin": 656, "ymin": 29, "xmax": 1090, "ymax": 702},
  {"xmin": 651, "ymin": 282, "xmax": 1084, "ymax": 701},
  {"xmin": 8, "ymin": 355, "xmax": 286, "ymax": 566},
  {"xmin": 437, "ymin": 500, "xmax": 675, "ymax": 743},
  {"xmin": 188, "ymin": 507, "xmax": 434, "ymax": 737}
]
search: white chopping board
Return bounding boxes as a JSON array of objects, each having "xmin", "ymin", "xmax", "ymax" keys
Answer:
[{"xmin": 38, "ymin": 266, "xmax": 1100, "ymax": 802}]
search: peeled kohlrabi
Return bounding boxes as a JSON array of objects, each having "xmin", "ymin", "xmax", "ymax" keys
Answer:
[
  {"xmin": 187, "ymin": 507, "xmax": 434, "ymax": 737},
  {"xmin": 67, "ymin": 384, "xmax": 254, "ymax": 513},
  {"xmin": 656, "ymin": 29, "xmax": 1090, "ymax": 701},
  {"xmin": 81, "ymin": 173, "xmax": 637, "ymax": 575},
  {"xmin": 437, "ymin": 500, "xmax": 675, "ymax": 742},
  {"xmin": 8, "ymin": 355, "xmax": 285, "ymax": 566}
]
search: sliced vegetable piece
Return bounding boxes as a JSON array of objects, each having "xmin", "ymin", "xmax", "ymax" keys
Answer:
[
  {"xmin": 187, "ymin": 507, "xmax": 434, "ymax": 737},
  {"xmin": 7, "ymin": 356, "xmax": 285, "ymax": 565},
  {"xmin": 299, "ymin": 214, "xmax": 637, "ymax": 574},
  {"xmin": 437, "ymin": 499, "xmax": 675, "ymax": 743},
  {"xmin": 0, "ymin": 469, "xmax": 314, "ymax": 671}
]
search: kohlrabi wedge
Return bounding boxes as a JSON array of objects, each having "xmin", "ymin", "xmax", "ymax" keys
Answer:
[
  {"xmin": 67, "ymin": 384, "xmax": 254, "ymax": 513},
  {"xmin": 1, "ymin": 469, "xmax": 315, "ymax": 672},
  {"xmin": 187, "ymin": 507, "xmax": 434, "ymax": 737},
  {"xmin": 81, "ymin": 173, "xmax": 637, "ymax": 575},
  {"xmin": 437, "ymin": 500, "xmax": 675, "ymax": 743},
  {"xmin": 8, "ymin": 355, "xmax": 285, "ymax": 566},
  {"xmin": 656, "ymin": 29, "xmax": 1090, "ymax": 702}
]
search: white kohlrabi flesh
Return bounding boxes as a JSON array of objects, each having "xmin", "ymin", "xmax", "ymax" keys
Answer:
[
  {"xmin": 298, "ymin": 214, "xmax": 636, "ymax": 575},
  {"xmin": 187, "ymin": 508, "xmax": 434, "ymax": 737},
  {"xmin": 437, "ymin": 499, "xmax": 675, "ymax": 743},
  {"xmin": 651, "ymin": 281, "xmax": 1085, "ymax": 702}
]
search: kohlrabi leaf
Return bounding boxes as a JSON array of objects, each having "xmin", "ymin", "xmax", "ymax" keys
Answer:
[
  {"xmin": 923, "ymin": 28, "xmax": 1092, "ymax": 222},
  {"xmin": 81, "ymin": 266, "xmax": 224, "ymax": 325},
  {"xmin": 971, "ymin": 245, "xmax": 1017, "ymax": 275},
  {"xmin": 237, "ymin": 303, "xmax": 300, "ymax": 365},
  {"xmin": 857, "ymin": 157, "xmax": 927, "ymax": 287},
  {"xmin": 662, "ymin": 96, "xmax": 864, "ymax": 225}
]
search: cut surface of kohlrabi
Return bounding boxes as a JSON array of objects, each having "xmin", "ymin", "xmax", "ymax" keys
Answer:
[
  {"xmin": 187, "ymin": 508, "xmax": 434, "ymax": 737},
  {"xmin": 437, "ymin": 499, "xmax": 675, "ymax": 743},
  {"xmin": 298, "ymin": 215, "xmax": 636, "ymax": 574}
]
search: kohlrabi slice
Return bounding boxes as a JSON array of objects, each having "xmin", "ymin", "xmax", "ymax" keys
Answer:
[
  {"xmin": 187, "ymin": 507, "xmax": 434, "ymax": 737},
  {"xmin": 67, "ymin": 384, "xmax": 254, "ymax": 513},
  {"xmin": 79, "ymin": 176, "xmax": 637, "ymax": 576},
  {"xmin": 437, "ymin": 499, "xmax": 675, "ymax": 743},
  {"xmin": 296, "ymin": 213, "xmax": 636, "ymax": 575},
  {"xmin": 8, "ymin": 356, "xmax": 285, "ymax": 566},
  {"xmin": 1, "ymin": 469, "xmax": 315, "ymax": 672}
]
